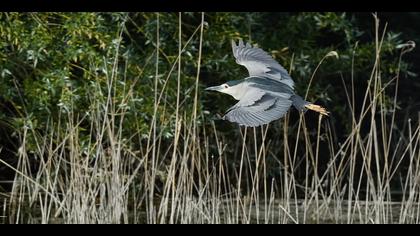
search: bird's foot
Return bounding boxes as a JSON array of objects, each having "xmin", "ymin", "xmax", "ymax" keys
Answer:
[{"xmin": 305, "ymin": 104, "xmax": 330, "ymax": 116}]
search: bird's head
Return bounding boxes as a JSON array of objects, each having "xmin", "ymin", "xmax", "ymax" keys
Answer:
[{"xmin": 205, "ymin": 80, "xmax": 243, "ymax": 99}]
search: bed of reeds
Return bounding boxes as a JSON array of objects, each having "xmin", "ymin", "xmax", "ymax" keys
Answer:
[{"xmin": 0, "ymin": 13, "xmax": 419, "ymax": 224}]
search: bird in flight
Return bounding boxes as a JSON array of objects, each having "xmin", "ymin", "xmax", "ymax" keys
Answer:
[{"xmin": 205, "ymin": 39, "xmax": 329, "ymax": 127}]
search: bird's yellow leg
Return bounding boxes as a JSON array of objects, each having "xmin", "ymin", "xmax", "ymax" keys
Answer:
[{"xmin": 305, "ymin": 104, "xmax": 330, "ymax": 116}]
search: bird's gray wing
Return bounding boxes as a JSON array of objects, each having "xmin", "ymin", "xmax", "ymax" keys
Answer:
[
  {"xmin": 232, "ymin": 39, "xmax": 294, "ymax": 88},
  {"xmin": 223, "ymin": 94, "xmax": 292, "ymax": 127}
]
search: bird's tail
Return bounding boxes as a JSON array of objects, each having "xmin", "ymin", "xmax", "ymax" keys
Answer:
[{"xmin": 304, "ymin": 103, "xmax": 330, "ymax": 116}]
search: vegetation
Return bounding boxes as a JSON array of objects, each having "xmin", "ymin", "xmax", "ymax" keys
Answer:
[{"xmin": 0, "ymin": 12, "xmax": 419, "ymax": 223}]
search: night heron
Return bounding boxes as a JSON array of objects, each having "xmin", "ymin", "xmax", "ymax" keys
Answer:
[{"xmin": 205, "ymin": 39, "xmax": 329, "ymax": 127}]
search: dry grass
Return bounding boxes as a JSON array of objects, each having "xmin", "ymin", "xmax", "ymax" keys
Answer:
[{"xmin": 1, "ymin": 13, "xmax": 419, "ymax": 224}]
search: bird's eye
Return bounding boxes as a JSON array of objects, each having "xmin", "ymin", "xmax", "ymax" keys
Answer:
[{"xmin": 224, "ymin": 84, "xmax": 229, "ymax": 88}]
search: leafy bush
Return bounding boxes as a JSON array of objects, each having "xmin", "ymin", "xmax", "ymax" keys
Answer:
[{"xmin": 0, "ymin": 12, "xmax": 414, "ymax": 180}]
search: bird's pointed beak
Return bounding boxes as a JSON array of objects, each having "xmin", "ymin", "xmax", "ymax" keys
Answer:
[{"xmin": 205, "ymin": 85, "xmax": 222, "ymax": 92}]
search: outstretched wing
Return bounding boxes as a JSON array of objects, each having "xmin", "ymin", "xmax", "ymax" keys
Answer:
[
  {"xmin": 232, "ymin": 39, "xmax": 294, "ymax": 88},
  {"xmin": 223, "ymin": 94, "xmax": 292, "ymax": 127}
]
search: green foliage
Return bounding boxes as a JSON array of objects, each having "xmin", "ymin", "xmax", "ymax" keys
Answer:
[{"xmin": 0, "ymin": 12, "xmax": 414, "ymax": 154}]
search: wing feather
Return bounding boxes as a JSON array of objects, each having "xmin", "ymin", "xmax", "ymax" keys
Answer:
[
  {"xmin": 232, "ymin": 39, "xmax": 294, "ymax": 88},
  {"xmin": 223, "ymin": 94, "xmax": 292, "ymax": 127}
]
